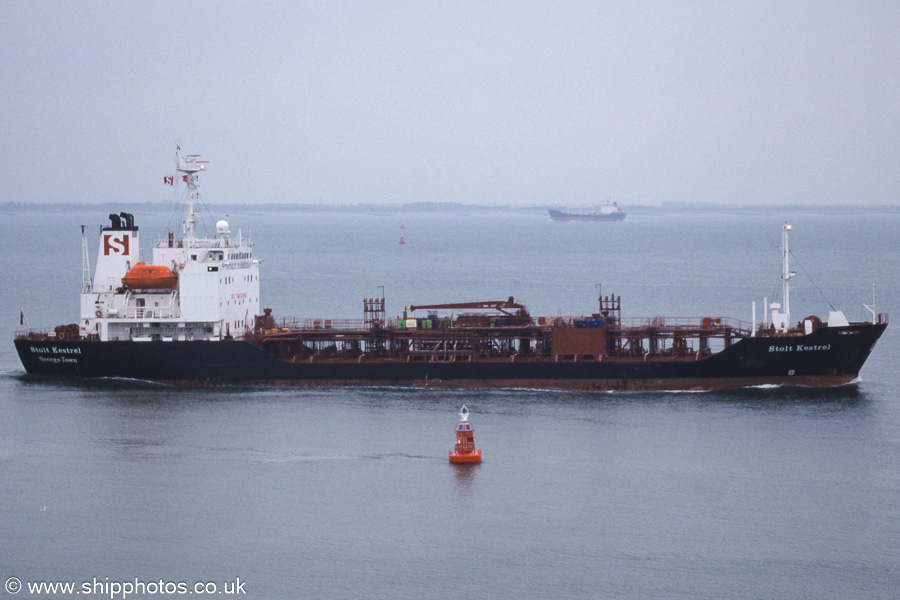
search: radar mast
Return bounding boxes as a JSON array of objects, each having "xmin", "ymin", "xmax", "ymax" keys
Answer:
[{"xmin": 175, "ymin": 144, "xmax": 208, "ymax": 240}]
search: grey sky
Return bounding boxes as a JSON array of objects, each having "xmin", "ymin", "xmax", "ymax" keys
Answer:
[{"xmin": 1, "ymin": 1, "xmax": 898, "ymax": 206}]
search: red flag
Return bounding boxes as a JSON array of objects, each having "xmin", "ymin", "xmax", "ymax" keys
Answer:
[{"xmin": 163, "ymin": 176, "xmax": 174, "ymax": 185}]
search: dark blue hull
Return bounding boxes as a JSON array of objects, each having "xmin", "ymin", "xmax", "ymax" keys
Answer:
[{"xmin": 14, "ymin": 322, "xmax": 886, "ymax": 390}]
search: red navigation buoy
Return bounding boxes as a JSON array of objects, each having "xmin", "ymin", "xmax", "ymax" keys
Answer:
[
  {"xmin": 449, "ymin": 405, "xmax": 482, "ymax": 464},
  {"xmin": 399, "ymin": 236, "xmax": 406, "ymax": 244}
]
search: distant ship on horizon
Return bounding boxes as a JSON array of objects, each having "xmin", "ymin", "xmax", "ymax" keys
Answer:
[{"xmin": 549, "ymin": 202, "xmax": 626, "ymax": 222}]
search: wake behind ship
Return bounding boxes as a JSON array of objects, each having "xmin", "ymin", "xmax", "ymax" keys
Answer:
[{"xmin": 14, "ymin": 149, "xmax": 888, "ymax": 390}]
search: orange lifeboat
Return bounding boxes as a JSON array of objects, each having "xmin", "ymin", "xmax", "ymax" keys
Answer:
[
  {"xmin": 449, "ymin": 405, "xmax": 482, "ymax": 464},
  {"xmin": 122, "ymin": 262, "xmax": 178, "ymax": 290}
]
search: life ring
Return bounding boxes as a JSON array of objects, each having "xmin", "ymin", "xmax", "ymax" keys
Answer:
[
  {"xmin": 57, "ymin": 331, "xmax": 66, "ymax": 340},
  {"xmin": 95, "ymin": 310, "xmax": 103, "ymax": 318}
]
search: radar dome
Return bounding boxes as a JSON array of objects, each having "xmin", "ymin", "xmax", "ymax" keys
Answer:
[{"xmin": 216, "ymin": 220, "xmax": 230, "ymax": 234}]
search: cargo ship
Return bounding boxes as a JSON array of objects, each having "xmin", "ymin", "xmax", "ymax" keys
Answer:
[
  {"xmin": 14, "ymin": 149, "xmax": 888, "ymax": 390},
  {"xmin": 548, "ymin": 202, "xmax": 626, "ymax": 221}
]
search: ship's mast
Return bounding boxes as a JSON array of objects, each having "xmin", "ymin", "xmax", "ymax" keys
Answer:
[
  {"xmin": 175, "ymin": 144, "xmax": 207, "ymax": 240},
  {"xmin": 81, "ymin": 225, "xmax": 92, "ymax": 293},
  {"xmin": 781, "ymin": 223, "xmax": 795, "ymax": 329}
]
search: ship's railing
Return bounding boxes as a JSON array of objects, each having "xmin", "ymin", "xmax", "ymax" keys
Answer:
[
  {"xmin": 153, "ymin": 236, "xmax": 251, "ymax": 249},
  {"xmin": 264, "ymin": 314, "xmax": 753, "ymax": 334},
  {"xmin": 528, "ymin": 315, "xmax": 752, "ymax": 333},
  {"xmin": 615, "ymin": 316, "xmax": 752, "ymax": 332},
  {"xmin": 123, "ymin": 324, "xmax": 217, "ymax": 341},
  {"xmin": 270, "ymin": 317, "xmax": 371, "ymax": 332},
  {"xmin": 123, "ymin": 307, "xmax": 179, "ymax": 319},
  {"xmin": 15, "ymin": 328, "xmax": 56, "ymax": 339}
]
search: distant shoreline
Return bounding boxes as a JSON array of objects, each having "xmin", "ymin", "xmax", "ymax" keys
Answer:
[{"xmin": 2, "ymin": 201, "xmax": 898, "ymax": 216}]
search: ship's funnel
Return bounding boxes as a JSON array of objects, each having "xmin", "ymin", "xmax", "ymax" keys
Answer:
[{"xmin": 93, "ymin": 212, "xmax": 140, "ymax": 293}]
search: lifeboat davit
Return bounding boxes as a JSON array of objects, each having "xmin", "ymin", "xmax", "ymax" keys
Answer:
[
  {"xmin": 122, "ymin": 262, "xmax": 178, "ymax": 290},
  {"xmin": 449, "ymin": 405, "xmax": 482, "ymax": 464}
]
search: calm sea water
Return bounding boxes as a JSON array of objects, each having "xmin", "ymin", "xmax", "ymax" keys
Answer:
[{"xmin": 1, "ymin": 209, "xmax": 898, "ymax": 599}]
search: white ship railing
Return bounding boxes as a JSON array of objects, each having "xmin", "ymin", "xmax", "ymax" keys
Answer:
[
  {"xmin": 125, "ymin": 307, "xmax": 180, "ymax": 319},
  {"xmin": 153, "ymin": 236, "xmax": 251, "ymax": 249}
]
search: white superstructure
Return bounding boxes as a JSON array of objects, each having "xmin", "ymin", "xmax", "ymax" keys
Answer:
[{"xmin": 78, "ymin": 146, "xmax": 260, "ymax": 342}]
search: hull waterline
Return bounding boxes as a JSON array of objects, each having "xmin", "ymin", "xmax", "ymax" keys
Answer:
[{"xmin": 14, "ymin": 322, "xmax": 886, "ymax": 391}]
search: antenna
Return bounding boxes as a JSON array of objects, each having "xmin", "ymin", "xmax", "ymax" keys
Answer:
[
  {"xmin": 175, "ymin": 143, "xmax": 208, "ymax": 240},
  {"xmin": 81, "ymin": 225, "xmax": 93, "ymax": 292},
  {"xmin": 863, "ymin": 284, "xmax": 876, "ymax": 323}
]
